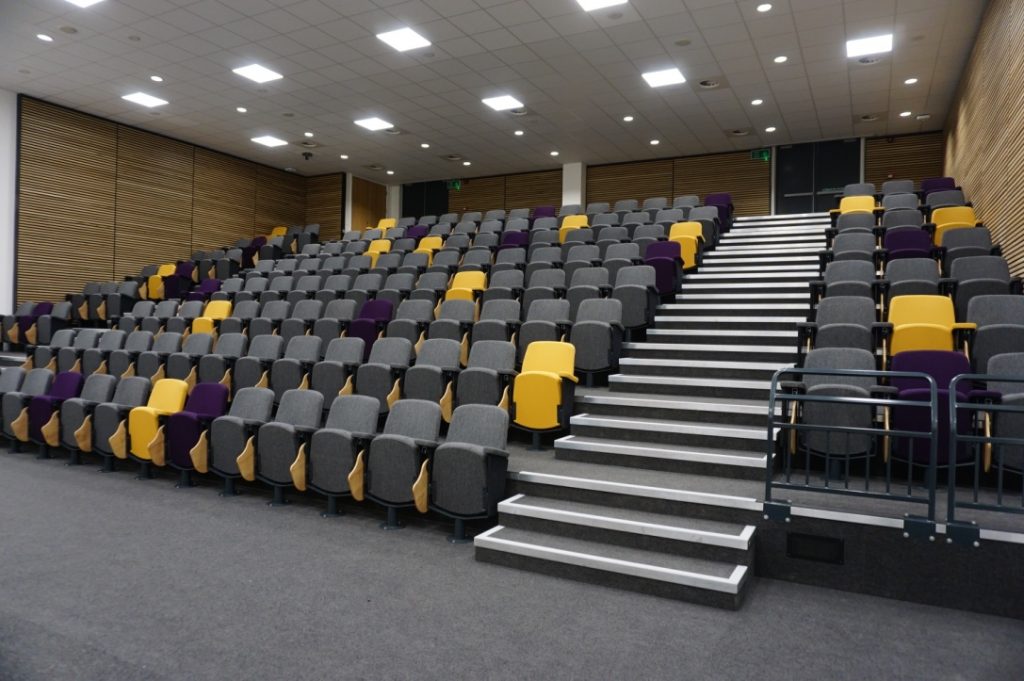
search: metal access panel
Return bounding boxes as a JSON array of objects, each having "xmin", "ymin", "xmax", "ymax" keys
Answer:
[{"xmin": 786, "ymin": 532, "xmax": 845, "ymax": 565}]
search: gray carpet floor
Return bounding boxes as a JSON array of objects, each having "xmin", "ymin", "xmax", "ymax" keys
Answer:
[{"xmin": 1, "ymin": 446, "xmax": 1021, "ymax": 681}]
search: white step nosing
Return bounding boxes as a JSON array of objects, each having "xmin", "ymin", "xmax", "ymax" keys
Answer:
[
  {"xmin": 506, "ymin": 472, "xmax": 764, "ymax": 512},
  {"xmin": 661, "ymin": 303, "xmax": 809, "ymax": 310},
  {"xmin": 571, "ymin": 413, "xmax": 766, "ymax": 439},
  {"xmin": 685, "ymin": 273, "xmax": 820, "ymax": 280},
  {"xmin": 675, "ymin": 293, "xmax": 808, "ymax": 300},
  {"xmin": 474, "ymin": 526, "xmax": 748, "ymax": 595},
  {"xmin": 698, "ymin": 266, "xmax": 820, "ymax": 273},
  {"xmin": 499, "ymin": 494, "xmax": 756, "ymax": 550},
  {"xmin": 653, "ymin": 316, "xmax": 807, "ymax": 324},
  {"xmin": 617, "ymin": 358, "xmax": 788, "ymax": 371},
  {"xmin": 679, "ymin": 282, "xmax": 810, "ymax": 290},
  {"xmin": 623, "ymin": 342, "xmax": 796, "ymax": 354},
  {"xmin": 556, "ymin": 435, "xmax": 768, "ymax": 468},
  {"xmin": 646, "ymin": 329, "xmax": 797, "ymax": 338}
]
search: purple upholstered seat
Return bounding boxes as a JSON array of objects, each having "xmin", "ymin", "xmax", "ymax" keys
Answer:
[
  {"xmin": 18, "ymin": 301, "xmax": 52, "ymax": 342},
  {"xmin": 644, "ymin": 240, "xmax": 683, "ymax": 295},
  {"xmin": 883, "ymin": 229, "xmax": 933, "ymax": 261},
  {"xmin": 188, "ymin": 278, "xmax": 222, "ymax": 301},
  {"xmin": 28, "ymin": 371, "xmax": 84, "ymax": 442},
  {"xmin": 165, "ymin": 382, "xmax": 230, "ymax": 470},
  {"xmin": 163, "ymin": 261, "xmax": 196, "ymax": 300},
  {"xmin": 532, "ymin": 206, "xmax": 556, "ymax": 220},
  {"xmin": 704, "ymin": 193, "xmax": 734, "ymax": 231},
  {"xmin": 347, "ymin": 299, "xmax": 395, "ymax": 361},
  {"xmin": 497, "ymin": 230, "xmax": 529, "ymax": 250},
  {"xmin": 890, "ymin": 350, "xmax": 973, "ymax": 466},
  {"xmin": 405, "ymin": 225, "xmax": 429, "ymax": 241},
  {"xmin": 920, "ymin": 177, "xmax": 956, "ymax": 197},
  {"xmin": 242, "ymin": 237, "xmax": 267, "ymax": 268}
]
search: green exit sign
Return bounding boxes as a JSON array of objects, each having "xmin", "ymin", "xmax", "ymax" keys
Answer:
[
  {"xmin": 447, "ymin": 179, "xmax": 462, "ymax": 191},
  {"xmin": 750, "ymin": 148, "xmax": 771, "ymax": 161}
]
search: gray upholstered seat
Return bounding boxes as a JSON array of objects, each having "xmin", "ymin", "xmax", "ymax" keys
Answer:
[
  {"xmin": 140, "ymin": 300, "xmax": 179, "ymax": 334},
  {"xmin": 60, "ymin": 373, "xmax": 117, "ymax": 462},
  {"xmin": 377, "ymin": 273, "xmax": 416, "ymax": 308},
  {"xmin": 220, "ymin": 300, "xmax": 260, "ymax": 335},
  {"xmin": 312, "ymin": 299, "xmax": 359, "ymax": 348},
  {"xmin": 89, "ymin": 376, "xmax": 151, "ymax": 464},
  {"xmin": 209, "ymin": 387, "xmax": 275, "ymax": 488},
  {"xmin": 613, "ymin": 265, "xmax": 658, "ymax": 331},
  {"xmin": 570, "ymin": 298, "xmax": 623, "ymax": 379},
  {"xmin": 355, "ymin": 337, "xmax": 414, "ymax": 414},
  {"xmin": 269, "ymin": 336, "xmax": 323, "ymax": 401},
  {"xmin": 798, "ymin": 296, "xmax": 877, "ymax": 356},
  {"xmin": 988, "ymin": 353, "xmax": 1024, "ymax": 472},
  {"xmin": 56, "ymin": 328, "xmax": 103, "ymax": 373},
  {"xmin": 107, "ymin": 331, "xmax": 154, "ymax": 378},
  {"xmin": 567, "ymin": 267, "xmax": 610, "ymax": 319},
  {"xmin": 197, "ymin": 333, "xmax": 248, "ymax": 385},
  {"xmin": 165, "ymin": 333, "xmax": 214, "ymax": 382},
  {"xmin": 427, "ymin": 300, "xmax": 475, "ymax": 343},
  {"xmin": 2, "ymin": 368, "xmax": 53, "ymax": 441},
  {"xmin": 81, "ymin": 331, "xmax": 127, "ymax": 376},
  {"xmin": 517, "ymin": 299, "xmax": 570, "ymax": 364},
  {"xmin": 797, "ymin": 348, "xmax": 878, "ymax": 457},
  {"xmin": 457, "ymin": 341, "xmax": 515, "ymax": 409},
  {"xmin": 950, "ymin": 256, "xmax": 1019, "ymax": 320},
  {"xmin": 248, "ymin": 300, "xmax": 292, "ymax": 338},
  {"xmin": 279, "ymin": 299, "xmax": 323, "ymax": 346},
  {"xmin": 310, "ymin": 338, "xmax": 365, "ymax": 406},
  {"xmin": 365, "ymin": 399, "xmax": 442, "ymax": 519},
  {"xmin": 233, "ymin": 335, "xmax": 285, "ymax": 393},
  {"xmin": 135, "ymin": 332, "xmax": 182, "ymax": 379},
  {"xmin": 966, "ymin": 296, "xmax": 1024, "ymax": 373},
  {"xmin": 403, "ymin": 338, "xmax": 461, "ymax": 408},
  {"xmin": 254, "ymin": 389, "xmax": 324, "ymax": 493},
  {"xmin": 386, "ymin": 299, "xmax": 435, "ymax": 346},
  {"xmin": 472, "ymin": 300, "xmax": 520, "ymax": 345},
  {"xmin": 481, "ymin": 269, "xmax": 523, "ymax": 304},
  {"xmin": 521, "ymin": 269, "xmax": 565, "ymax": 320}
]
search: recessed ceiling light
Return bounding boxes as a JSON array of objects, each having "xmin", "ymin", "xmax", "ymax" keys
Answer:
[
  {"xmin": 64, "ymin": 0, "xmax": 105, "ymax": 7},
  {"xmin": 765, "ymin": 126, "xmax": 777, "ymax": 132},
  {"xmin": 304, "ymin": 131, "xmax": 314, "ymax": 138},
  {"xmin": 756, "ymin": 3, "xmax": 772, "ymax": 11},
  {"xmin": 339, "ymin": 154, "xmax": 349, "ymax": 160},
  {"xmin": 236, "ymin": 107, "xmax": 247, "ymax": 113},
  {"xmin": 150, "ymin": 75, "xmax": 163, "ymax": 82},
  {"xmin": 642, "ymin": 67, "xmax": 686, "ymax": 88},
  {"xmin": 904, "ymin": 77, "xmax": 918, "ymax": 85},
  {"xmin": 846, "ymin": 34, "xmax": 893, "ymax": 58},
  {"xmin": 463, "ymin": 161, "xmax": 471, "ymax": 166},
  {"xmin": 916, "ymin": 113, "xmax": 931, "ymax": 121},
  {"xmin": 36, "ymin": 34, "xmax": 54, "ymax": 42},
  {"xmin": 354, "ymin": 117, "xmax": 394, "ymax": 131},
  {"xmin": 376, "ymin": 27, "xmax": 431, "ymax": 52},
  {"xmin": 386, "ymin": 170, "xmax": 395, "ymax": 175},
  {"xmin": 122, "ymin": 92, "xmax": 167, "ymax": 108},
  {"xmin": 232, "ymin": 63, "xmax": 283, "ymax": 84},
  {"xmin": 751, "ymin": 98, "xmax": 764, "ymax": 106},
  {"xmin": 576, "ymin": 0, "xmax": 628, "ymax": 10},
  {"xmin": 773, "ymin": 55, "xmax": 787, "ymax": 63},
  {"xmin": 514, "ymin": 130, "xmax": 524, "ymax": 136},
  {"xmin": 899, "ymin": 111, "xmax": 912, "ymax": 117},
  {"xmin": 650, "ymin": 139, "xmax": 660, "ymax": 145},
  {"xmin": 420, "ymin": 142, "xmax": 430, "ymax": 148},
  {"xmin": 622, "ymin": 115, "xmax": 634, "ymax": 122},
  {"xmin": 482, "ymin": 95, "xmax": 524, "ymax": 111},
  {"xmin": 251, "ymin": 135, "xmax": 287, "ymax": 147},
  {"xmin": 550, "ymin": 151, "xmax": 559, "ymax": 157}
]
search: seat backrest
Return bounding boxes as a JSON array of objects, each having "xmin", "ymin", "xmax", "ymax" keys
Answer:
[
  {"xmin": 614, "ymin": 265, "xmax": 655, "ymax": 288},
  {"xmin": 291, "ymin": 299, "xmax": 323, "ymax": 320},
  {"xmin": 570, "ymin": 267, "xmax": 609, "ymax": 288},
  {"xmin": 888, "ymin": 295, "xmax": 955, "ymax": 327},
  {"xmin": 669, "ymin": 222, "xmax": 703, "ymax": 241},
  {"xmin": 942, "ymin": 226, "xmax": 991, "ymax": 250},
  {"xmin": 613, "ymin": 199, "xmax": 638, "ymax": 212},
  {"xmin": 367, "ymin": 337, "xmax": 413, "ymax": 367},
  {"xmin": 80, "ymin": 373, "xmax": 117, "ymax": 402},
  {"xmin": 153, "ymin": 300, "xmax": 179, "ymax": 318},
  {"xmin": 183, "ymin": 382, "xmax": 229, "ymax": 417},
  {"xmin": 885, "ymin": 258, "xmax": 939, "ymax": 284},
  {"xmin": 450, "ymin": 270, "xmax": 486, "ymax": 291},
  {"xmin": 688, "ymin": 206, "xmax": 719, "ymax": 222},
  {"xmin": 883, "ymin": 228, "xmax": 931, "ymax": 252},
  {"xmin": 585, "ymin": 202, "xmax": 610, "ymax": 214},
  {"xmin": 645, "ymin": 240, "xmax": 681, "ymax": 261},
  {"xmin": 324, "ymin": 298, "xmax": 358, "ymax": 321},
  {"xmin": 129, "ymin": 301, "xmax": 156, "ymax": 318},
  {"xmin": 844, "ymin": 182, "xmax": 875, "ymax": 196},
  {"xmin": 932, "ymin": 206, "xmax": 976, "ymax": 226},
  {"xmin": 446, "ymin": 404, "xmax": 509, "ymax": 451},
  {"xmin": 49, "ymin": 328, "xmax": 77, "ymax": 348},
  {"xmin": 248, "ymin": 334, "xmax": 285, "ymax": 360},
  {"xmin": 437, "ymin": 299, "xmax": 475, "ymax": 323},
  {"xmin": 562, "ymin": 215, "xmax": 588, "ymax": 229},
  {"xmin": 814, "ymin": 296, "xmax": 876, "ymax": 327},
  {"xmin": 415, "ymin": 338, "xmax": 461, "ymax": 370},
  {"xmin": 274, "ymin": 389, "xmax": 324, "ymax": 427},
  {"xmin": 395, "ymin": 299, "xmax": 435, "ymax": 323},
  {"xmin": 480, "ymin": 299, "xmax": 520, "ymax": 322},
  {"xmin": 593, "ymin": 213, "xmax": 619, "ymax": 226},
  {"xmin": 967, "ymin": 295, "xmax": 1024, "ymax": 327},
  {"xmin": 228, "ymin": 387, "xmax": 275, "ymax": 420},
  {"xmin": 49, "ymin": 371, "xmax": 84, "ymax": 399},
  {"xmin": 921, "ymin": 177, "xmax": 956, "ymax": 195},
  {"xmin": 802, "ymin": 348, "xmax": 876, "ymax": 391},
  {"xmin": 146, "ymin": 378, "xmax": 189, "ymax": 411},
  {"xmin": 833, "ymin": 232, "xmax": 875, "ymax": 253},
  {"xmin": 202, "ymin": 300, "xmax": 232, "ymax": 320},
  {"xmin": 357, "ymin": 299, "xmax": 395, "ymax": 323},
  {"xmin": 112, "ymin": 376, "xmax": 151, "ymax": 407},
  {"xmin": 323, "ymin": 337, "xmax": 365, "ymax": 364},
  {"xmin": 824, "ymin": 260, "xmax": 875, "ymax": 285},
  {"xmin": 882, "ymin": 180, "xmax": 915, "ymax": 195},
  {"xmin": 231, "ymin": 300, "xmax": 260, "ymax": 320},
  {"xmin": 883, "ymin": 209, "xmax": 923, "ymax": 229},
  {"xmin": 529, "ymin": 268, "xmax": 566, "ymax": 289},
  {"xmin": 950, "ymin": 255, "xmax": 1010, "ymax": 282},
  {"xmin": 467, "ymin": 340, "xmax": 515, "ymax": 371},
  {"xmin": 642, "ymin": 197, "xmax": 668, "ymax": 211},
  {"xmin": 382, "ymin": 398, "xmax": 441, "ymax": 441},
  {"xmin": 521, "ymin": 341, "xmax": 576, "ymax": 378},
  {"xmin": 97, "ymin": 330, "xmax": 126, "ymax": 352},
  {"xmin": 836, "ymin": 212, "xmax": 876, "ymax": 231},
  {"xmin": 260, "ymin": 300, "xmax": 291, "ymax": 320},
  {"xmin": 839, "ymin": 196, "xmax": 875, "ymax": 214},
  {"xmin": 987, "ymin": 353, "xmax": 1024, "ymax": 396},
  {"xmin": 0, "ymin": 367, "xmax": 25, "ymax": 393},
  {"xmin": 526, "ymin": 299, "xmax": 569, "ymax": 322},
  {"xmin": 926, "ymin": 189, "xmax": 965, "ymax": 208},
  {"xmin": 654, "ymin": 208, "xmax": 684, "ymax": 224},
  {"xmin": 151, "ymin": 332, "xmax": 182, "ymax": 354},
  {"xmin": 673, "ymin": 195, "xmax": 700, "ymax": 208},
  {"xmin": 567, "ymin": 244, "xmax": 600, "ymax": 262},
  {"xmin": 621, "ymin": 212, "xmax": 650, "ymax": 225},
  {"xmin": 882, "ymin": 193, "xmax": 919, "ymax": 211},
  {"xmin": 576, "ymin": 298, "xmax": 621, "ymax": 324},
  {"xmin": 324, "ymin": 394, "xmax": 380, "ymax": 432},
  {"xmin": 890, "ymin": 350, "xmax": 970, "ymax": 392},
  {"xmin": 181, "ymin": 332, "xmax": 213, "ymax": 355},
  {"xmin": 606, "ymin": 243, "xmax": 640, "ymax": 261},
  {"xmin": 284, "ymin": 335, "xmax": 322, "ymax": 362},
  {"xmin": 213, "ymin": 332, "xmax": 247, "ymax": 358},
  {"xmin": 489, "ymin": 269, "xmax": 524, "ymax": 289}
]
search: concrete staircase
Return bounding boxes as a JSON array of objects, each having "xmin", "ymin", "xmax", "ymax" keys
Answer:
[{"xmin": 475, "ymin": 212, "xmax": 830, "ymax": 609}]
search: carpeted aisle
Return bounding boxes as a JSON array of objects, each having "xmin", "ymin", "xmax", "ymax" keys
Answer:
[{"xmin": 0, "ymin": 449, "xmax": 1021, "ymax": 681}]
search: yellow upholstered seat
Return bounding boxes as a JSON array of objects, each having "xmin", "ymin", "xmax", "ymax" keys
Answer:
[
  {"xmin": 669, "ymin": 222, "xmax": 704, "ymax": 244},
  {"xmin": 837, "ymin": 195, "xmax": 876, "ymax": 214},
  {"xmin": 888, "ymin": 295, "xmax": 975, "ymax": 356},
  {"xmin": 932, "ymin": 206, "xmax": 979, "ymax": 245},
  {"xmin": 269, "ymin": 226, "xmax": 288, "ymax": 237},
  {"xmin": 445, "ymin": 271, "xmax": 486, "ymax": 301},
  {"xmin": 128, "ymin": 379, "xmax": 189, "ymax": 461},
  {"xmin": 146, "ymin": 263, "xmax": 176, "ymax": 301},
  {"xmin": 192, "ymin": 300, "xmax": 231, "ymax": 335},
  {"xmin": 414, "ymin": 236, "xmax": 444, "ymax": 265},
  {"xmin": 674, "ymin": 234, "xmax": 700, "ymax": 269},
  {"xmin": 512, "ymin": 342, "xmax": 578, "ymax": 432},
  {"xmin": 366, "ymin": 239, "xmax": 392, "ymax": 268},
  {"xmin": 377, "ymin": 218, "xmax": 397, "ymax": 232},
  {"xmin": 558, "ymin": 215, "xmax": 589, "ymax": 244}
]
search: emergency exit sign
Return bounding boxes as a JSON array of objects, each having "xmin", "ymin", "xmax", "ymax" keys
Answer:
[
  {"xmin": 750, "ymin": 148, "xmax": 771, "ymax": 161},
  {"xmin": 447, "ymin": 180, "xmax": 462, "ymax": 190}
]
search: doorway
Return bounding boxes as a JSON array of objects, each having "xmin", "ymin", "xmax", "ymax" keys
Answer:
[{"xmin": 775, "ymin": 139, "xmax": 861, "ymax": 214}]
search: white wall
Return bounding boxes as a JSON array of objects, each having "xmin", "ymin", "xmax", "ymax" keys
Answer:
[
  {"xmin": 0, "ymin": 89, "xmax": 16, "ymax": 314},
  {"xmin": 343, "ymin": 173, "xmax": 353, "ymax": 233},
  {"xmin": 562, "ymin": 162, "xmax": 585, "ymax": 207},
  {"xmin": 386, "ymin": 183, "xmax": 401, "ymax": 218}
]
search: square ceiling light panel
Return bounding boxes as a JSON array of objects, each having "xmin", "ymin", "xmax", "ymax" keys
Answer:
[
  {"xmin": 482, "ymin": 95, "xmax": 524, "ymax": 111},
  {"xmin": 576, "ymin": 0, "xmax": 628, "ymax": 10},
  {"xmin": 377, "ymin": 27, "xmax": 431, "ymax": 52},
  {"xmin": 642, "ymin": 68, "xmax": 686, "ymax": 88},
  {"xmin": 355, "ymin": 117, "xmax": 394, "ymax": 131},
  {"xmin": 65, "ymin": 0, "xmax": 105, "ymax": 6},
  {"xmin": 251, "ymin": 135, "xmax": 288, "ymax": 147},
  {"xmin": 233, "ymin": 64, "xmax": 283, "ymax": 83},
  {"xmin": 846, "ymin": 34, "xmax": 893, "ymax": 58},
  {"xmin": 122, "ymin": 92, "xmax": 167, "ymax": 107}
]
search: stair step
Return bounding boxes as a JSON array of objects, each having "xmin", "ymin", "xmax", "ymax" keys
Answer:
[
  {"xmin": 722, "ymin": 224, "xmax": 829, "ymax": 235},
  {"xmin": 651, "ymin": 316, "xmax": 803, "ymax": 331},
  {"xmin": 618, "ymin": 357, "xmax": 784, "ymax": 380},
  {"xmin": 608, "ymin": 374, "xmax": 773, "ymax": 402},
  {"xmin": 701, "ymin": 254, "xmax": 820, "ymax": 264},
  {"xmin": 719, "ymin": 235, "xmax": 827, "ymax": 246},
  {"xmin": 622, "ymin": 342, "xmax": 799, "ymax": 362},
  {"xmin": 684, "ymin": 293, "xmax": 809, "ymax": 300},
  {"xmin": 711, "ymin": 245, "xmax": 824, "ymax": 254},
  {"xmin": 661, "ymin": 303, "xmax": 808, "ymax": 313},
  {"xmin": 474, "ymin": 526, "xmax": 749, "ymax": 608},
  {"xmin": 697, "ymin": 264, "xmax": 820, "ymax": 273},
  {"xmin": 645, "ymin": 329, "xmax": 797, "ymax": 346},
  {"xmin": 498, "ymin": 494, "xmax": 756, "ymax": 561},
  {"xmin": 684, "ymin": 271, "xmax": 819, "ymax": 281},
  {"xmin": 570, "ymin": 412, "xmax": 768, "ymax": 452},
  {"xmin": 679, "ymin": 281, "xmax": 810, "ymax": 291}
]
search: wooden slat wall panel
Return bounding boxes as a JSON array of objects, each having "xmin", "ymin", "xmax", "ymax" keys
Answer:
[
  {"xmin": 673, "ymin": 151, "xmax": 770, "ymax": 217},
  {"xmin": 351, "ymin": 176, "xmax": 387, "ymax": 232},
  {"xmin": 114, "ymin": 127, "xmax": 193, "ymax": 277},
  {"xmin": 504, "ymin": 169, "xmax": 562, "ymax": 211},
  {"xmin": 191, "ymin": 148, "xmax": 256, "ymax": 252},
  {"xmin": 305, "ymin": 174, "xmax": 344, "ymax": 241},
  {"xmin": 255, "ymin": 166, "xmax": 305, "ymax": 234},
  {"xmin": 587, "ymin": 160, "xmax": 673, "ymax": 207},
  {"xmin": 17, "ymin": 98, "xmax": 116, "ymax": 302},
  {"xmin": 945, "ymin": 0, "xmax": 1024, "ymax": 276},
  {"xmin": 864, "ymin": 133, "xmax": 945, "ymax": 190},
  {"xmin": 448, "ymin": 175, "xmax": 505, "ymax": 214}
]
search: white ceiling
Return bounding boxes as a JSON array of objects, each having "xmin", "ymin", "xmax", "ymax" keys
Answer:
[{"xmin": 0, "ymin": 0, "xmax": 986, "ymax": 183}]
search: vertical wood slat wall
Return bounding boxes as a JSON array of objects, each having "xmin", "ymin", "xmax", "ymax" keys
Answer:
[
  {"xmin": 945, "ymin": 0, "xmax": 1024, "ymax": 276},
  {"xmin": 447, "ymin": 169, "xmax": 564, "ymax": 214},
  {"xmin": 864, "ymin": 133, "xmax": 945, "ymax": 191},
  {"xmin": 350, "ymin": 176, "xmax": 387, "ymax": 232},
  {"xmin": 16, "ymin": 98, "xmax": 308, "ymax": 303},
  {"xmin": 305, "ymin": 174, "xmax": 344, "ymax": 241}
]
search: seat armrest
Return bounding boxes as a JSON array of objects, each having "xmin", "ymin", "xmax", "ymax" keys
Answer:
[
  {"xmin": 968, "ymin": 389, "xmax": 1001, "ymax": 404},
  {"xmin": 779, "ymin": 381, "xmax": 806, "ymax": 394}
]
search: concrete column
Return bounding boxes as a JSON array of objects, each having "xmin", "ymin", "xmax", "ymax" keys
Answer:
[
  {"xmin": 0, "ymin": 89, "xmax": 16, "ymax": 313},
  {"xmin": 562, "ymin": 161, "xmax": 585, "ymax": 208},
  {"xmin": 386, "ymin": 184, "xmax": 401, "ymax": 218},
  {"xmin": 343, "ymin": 173, "xmax": 353, "ymax": 233}
]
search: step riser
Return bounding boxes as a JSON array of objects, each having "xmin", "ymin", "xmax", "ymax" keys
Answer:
[
  {"xmin": 610, "ymin": 381, "xmax": 770, "ymax": 403},
  {"xmin": 679, "ymin": 286, "xmax": 810, "ymax": 296},
  {"xmin": 623, "ymin": 347, "xmax": 798, "ymax": 363},
  {"xmin": 570, "ymin": 422, "xmax": 765, "ymax": 452},
  {"xmin": 554, "ymin": 445, "xmax": 766, "ymax": 480},
  {"xmin": 645, "ymin": 333, "xmax": 797, "ymax": 346},
  {"xmin": 474, "ymin": 548, "xmax": 744, "ymax": 609},
  {"xmin": 497, "ymin": 514, "xmax": 754, "ymax": 564},
  {"xmin": 617, "ymin": 363, "xmax": 778, "ymax": 381},
  {"xmin": 652, "ymin": 320, "xmax": 799, "ymax": 331},
  {"xmin": 658, "ymin": 308, "xmax": 806, "ymax": 318},
  {"xmin": 577, "ymin": 399, "xmax": 770, "ymax": 425}
]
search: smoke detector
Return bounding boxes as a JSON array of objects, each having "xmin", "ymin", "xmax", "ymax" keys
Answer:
[
  {"xmin": 365, "ymin": 163, "xmax": 385, "ymax": 172},
  {"xmin": 698, "ymin": 79, "xmax": 720, "ymax": 89},
  {"xmin": 300, "ymin": 140, "xmax": 319, "ymax": 148},
  {"xmin": 443, "ymin": 154, "xmax": 464, "ymax": 162},
  {"xmin": 858, "ymin": 56, "xmax": 881, "ymax": 65},
  {"xmin": 859, "ymin": 114, "xmax": 880, "ymax": 122},
  {"xmin": 384, "ymin": 128, "xmax": 402, "ymax": 135},
  {"xmin": 509, "ymin": 108, "xmax": 528, "ymax": 116},
  {"xmin": 727, "ymin": 128, "xmax": 751, "ymax": 137}
]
